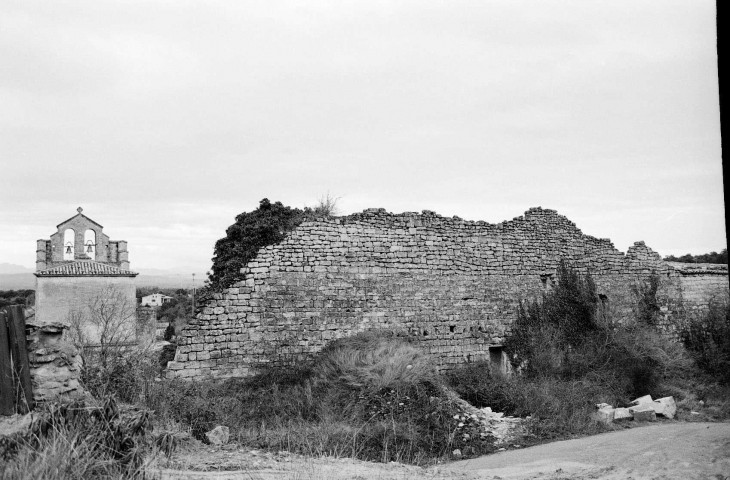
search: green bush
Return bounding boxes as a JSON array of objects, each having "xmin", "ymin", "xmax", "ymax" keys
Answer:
[
  {"xmin": 158, "ymin": 343, "xmax": 177, "ymax": 369},
  {"xmin": 145, "ymin": 332, "xmax": 496, "ymax": 464},
  {"xmin": 631, "ymin": 273, "xmax": 661, "ymax": 326},
  {"xmin": 446, "ymin": 360, "xmax": 616, "ymax": 439},
  {"xmin": 207, "ymin": 198, "xmax": 306, "ymax": 291},
  {"xmin": 163, "ymin": 323, "xmax": 175, "ymax": 341},
  {"xmin": 205, "ymin": 196, "xmax": 339, "ymax": 293},
  {"xmin": 504, "ymin": 261, "xmax": 601, "ymax": 378},
  {"xmin": 484, "ymin": 262, "xmax": 695, "ymax": 439},
  {"xmin": 81, "ymin": 349, "xmax": 159, "ymax": 405},
  {"xmin": 679, "ymin": 296, "xmax": 730, "ymax": 384},
  {"xmin": 503, "ymin": 263, "xmax": 687, "ymax": 400},
  {"xmin": 445, "ymin": 361, "xmax": 525, "ymax": 414}
]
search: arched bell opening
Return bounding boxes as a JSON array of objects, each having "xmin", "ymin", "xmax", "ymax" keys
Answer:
[
  {"xmin": 84, "ymin": 229, "xmax": 96, "ymax": 260},
  {"xmin": 63, "ymin": 228, "xmax": 75, "ymax": 260}
]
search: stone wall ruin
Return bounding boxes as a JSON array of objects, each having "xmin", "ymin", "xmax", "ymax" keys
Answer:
[{"xmin": 167, "ymin": 207, "xmax": 729, "ymax": 379}]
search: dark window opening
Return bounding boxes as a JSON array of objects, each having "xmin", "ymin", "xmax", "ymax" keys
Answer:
[{"xmin": 449, "ymin": 325, "xmax": 455, "ymax": 333}]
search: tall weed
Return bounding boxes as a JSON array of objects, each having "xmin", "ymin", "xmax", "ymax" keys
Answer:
[
  {"xmin": 0, "ymin": 398, "xmax": 151, "ymax": 480},
  {"xmin": 145, "ymin": 332, "xmax": 495, "ymax": 464},
  {"xmin": 679, "ymin": 295, "xmax": 730, "ymax": 384}
]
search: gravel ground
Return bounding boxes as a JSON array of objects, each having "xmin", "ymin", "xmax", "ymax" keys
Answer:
[{"xmin": 154, "ymin": 422, "xmax": 730, "ymax": 480}]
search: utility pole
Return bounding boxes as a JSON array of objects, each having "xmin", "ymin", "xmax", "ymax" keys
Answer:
[{"xmin": 192, "ymin": 273, "xmax": 195, "ymax": 317}]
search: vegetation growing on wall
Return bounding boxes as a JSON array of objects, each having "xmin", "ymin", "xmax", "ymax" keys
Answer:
[
  {"xmin": 206, "ymin": 196, "xmax": 340, "ymax": 292},
  {"xmin": 679, "ymin": 296, "xmax": 730, "ymax": 385},
  {"xmin": 494, "ymin": 263, "xmax": 693, "ymax": 437},
  {"xmin": 207, "ymin": 199, "xmax": 306, "ymax": 291}
]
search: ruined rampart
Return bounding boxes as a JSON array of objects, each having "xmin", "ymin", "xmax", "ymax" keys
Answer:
[{"xmin": 167, "ymin": 207, "xmax": 728, "ymax": 379}]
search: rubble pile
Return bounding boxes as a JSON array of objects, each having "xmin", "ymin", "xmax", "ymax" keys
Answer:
[
  {"xmin": 594, "ymin": 395, "xmax": 676, "ymax": 424},
  {"xmin": 450, "ymin": 393, "xmax": 524, "ymax": 445}
]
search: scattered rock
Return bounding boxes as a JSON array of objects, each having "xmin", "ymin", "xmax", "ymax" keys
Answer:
[
  {"xmin": 452, "ymin": 449, "xmax": 462, "ymax": 458},
  {"xmin": 630, "ymin": 395, "xmax": 653, "ymax": 406},
  {"xmin": 0, "ymin": 413, "xmax": 34, "ymax": 439},
  {"xmin": 205, "ymin": 425, "xmax": 230, "ymax": 445},
  {"xmin": 614, "ymin": 407, "xmax": 632, "ymax": 420},
  {"xmin": 446, "ymin": 390, "xmax": 524, "ymax": 446},
  {"xmin": 593, "ymin": 405, "xmax": 615, "ymax": 424},
  {"xmin": 631, "ymin": 407, "xmax": 657, "ymax": 422},
  {"xmin": 653, "ymin": 397, "xmax": 676, "ymax": 419}
]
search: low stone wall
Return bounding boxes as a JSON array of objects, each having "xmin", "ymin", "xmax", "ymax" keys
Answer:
[
  {"xmin": 167, "ymin": 207, "xmax": 728, "ymax": 379},
  {"xmin": 24, "ymin": 310, "xmax": 84, "ymax": 403}
]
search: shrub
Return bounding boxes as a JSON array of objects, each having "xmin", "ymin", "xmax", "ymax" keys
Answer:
[
  {"xmin": 631, "ymin": 273, "xmax": 661, "ymax": 326},
  {"xmin": 0, "ymin": 397, "xmax": 151, "ymax": 479},
  {"xmin": 495, "ymin": 262, "xmax": 695, "ymax": 439},
  {"xmin": 163, "ymin": 323, "xmax": 175, "ymax": 341},
  {"xmin": 146, "ymin": 332, "xmax": 496, "ymax": 464},
  {"xmin": 679, "ymin": 296, "xmax": 730, "ymax": 384},
  {"xmin": 446, "ymin": 361, "xmax": 615, "ymax": 439},
  {"xmin": 313, "ymin": 330, "xmax": 437, "ymax": 390},
  {"xmin": 81, "ymin": 348, "xmax": 159, "ymax": 404},
  {"xmin": 158, "ymin": 343, "xmax": 177, "ymax": 370},
  {"xmin": 504, "ymin": 261, "xmax": 601, "ymax": 378},
  {"xmin": 205, "ymin": 195, "xmax": 339, "ymax": 293},
  {"xmin": 207, "ymin": 198, "xmax": 306, "ymax": 291},
  {"xmin": 445, "ymin": 361, "xmax": 525, "ymax": 414}
]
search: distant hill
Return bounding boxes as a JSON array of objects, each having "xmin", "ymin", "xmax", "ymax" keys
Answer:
[{"xmin": 0, "ymin": 263, "xmax": 34, "ymax": 274}]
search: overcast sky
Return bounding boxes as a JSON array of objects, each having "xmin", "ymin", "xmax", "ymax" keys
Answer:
[{"xmin": 0, "ymin": 0, "xmax": 724, "ymax": 273}]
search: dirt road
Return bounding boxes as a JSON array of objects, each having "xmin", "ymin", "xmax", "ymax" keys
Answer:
[
  {"xmin": 157, "ymin": 422, "xmax": 730, "ymax": 480},
  {"xmin": 443, "ymin": 422, "xmax": 730, "ymax": 480}
]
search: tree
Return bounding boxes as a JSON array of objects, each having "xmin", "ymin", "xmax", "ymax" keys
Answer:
[
  {"xmin": 65, "ymin": 284, "xmax": 137, "ymax": 367},
  {"xmin": 0, "ymin": 289, "xmax": 34, "ymax": 309},
  {"xmin": 664, "ymin": 248, "xmax": 728, "ymax": 264},
  {"xmin": 207, "ymin": 198, "xmax": 306, "ymax": 290}
]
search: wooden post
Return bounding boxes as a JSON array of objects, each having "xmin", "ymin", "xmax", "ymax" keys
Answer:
[
  {"xmin": 0, "ymin": 311, "xmax": 14, "ymax": 415},
  {"xmin": 7, "ymin": 306, "xmax": 34, "ymax": 413}
]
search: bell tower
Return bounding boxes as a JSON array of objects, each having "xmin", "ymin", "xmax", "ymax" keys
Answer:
[{"xmin": 36, "ymin": 207, "xmax": 131, "ymax": 271}]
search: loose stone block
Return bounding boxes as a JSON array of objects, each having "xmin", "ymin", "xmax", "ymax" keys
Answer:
[
  {"xmin": 614, "ymin": 407, "xmax": 632, "ymax": 420},
  {"xmin": 593, "ymin": 406, "xmax": 615, "ymax": 424},
  {"xmin": 653, "ymin": 397, "xmax": 677, "ymax": 419},
  {"xmin": 631, "ymin": 407, "xmax": 657, "ymax": 422}
]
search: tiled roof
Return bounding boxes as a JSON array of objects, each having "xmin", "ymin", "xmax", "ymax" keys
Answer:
[{"xmin": 35, "ymin": 260, "xmax": 138, "ymax": 277}]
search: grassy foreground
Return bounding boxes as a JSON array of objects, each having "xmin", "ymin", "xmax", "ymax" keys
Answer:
[{"xmin": 2, "ymin": 266, "xmax": 729, "ymax": 478}]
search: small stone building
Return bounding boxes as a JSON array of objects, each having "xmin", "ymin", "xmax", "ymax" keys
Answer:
[{"xmin": 34, "ymin": 208, "xmax": 138, "ymax": 346}]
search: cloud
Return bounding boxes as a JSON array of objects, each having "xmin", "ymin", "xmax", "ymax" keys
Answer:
[{"xmin": 0, "ymin": 0, "xmax": 723, "ymax": 270}]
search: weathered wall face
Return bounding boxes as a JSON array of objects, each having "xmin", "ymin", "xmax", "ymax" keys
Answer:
[
  {"xmin": 25, "ymin": 310, "xmax": 85, "ymax": 403},
  {"xmin": 35, "ymin": 276, "xmax": 137, "ymax": 345},
  {"xmin": 664, "ymin": 262, "xmax": 729, "ymax": 318},
  {"xmin": 167, "ymin": 207, "xmax": 728, "ymax": 379}
]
